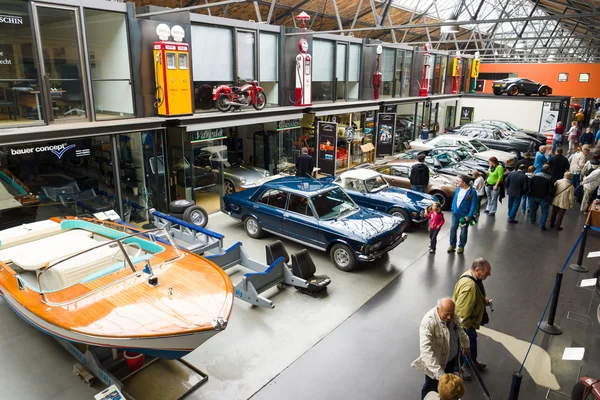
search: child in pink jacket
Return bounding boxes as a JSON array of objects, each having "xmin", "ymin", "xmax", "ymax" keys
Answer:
[{"xmin": 425, "ymin": 203, "xmax": 445, "ymax": 253}]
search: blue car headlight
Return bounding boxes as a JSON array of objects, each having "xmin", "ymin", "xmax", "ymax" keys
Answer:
[{"xmin": 364, "ymin": 242, "xmax": 382, "ymax": 253}]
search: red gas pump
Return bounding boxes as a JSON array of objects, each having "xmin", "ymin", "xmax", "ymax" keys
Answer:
[
  {"xmin": 419, "ymin": 44, "xmax": 431, "ymax": 97},
  {"xmin": 295, "ymin": 12, "xmax": 312, "ymax": 106},
  {"xmin": 373, "ymin": 45, "xmax": 382, "ymax": 100}
]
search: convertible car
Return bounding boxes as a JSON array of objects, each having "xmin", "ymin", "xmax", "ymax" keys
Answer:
[
  {"xmin": 492, "ymin": 78, "xmax": 552, "ymax": 97},
  {"xmin": 324, "ymin": 170, "xmax": 436, "ymax": 228},
  {"xmin": 222, "ymin": 178, "xmax": 407, "ymax": 271}
]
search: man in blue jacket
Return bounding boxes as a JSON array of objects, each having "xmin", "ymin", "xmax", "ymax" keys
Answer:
[
  {"xmin": 534, "ymin": 145, "xmax": 548, "ymax": 173},
  {"xmin": 448, "ymin": 175, "xmax": 478, "ymax": 254}
]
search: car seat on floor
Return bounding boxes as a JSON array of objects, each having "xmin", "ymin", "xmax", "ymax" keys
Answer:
[
  {"xmin": 291, "ymin": 249, "xmax": 331, "ymax": 295},
  {"xmin": 265, "ymin": 240, "xmax": 290, "ymax": 265}
]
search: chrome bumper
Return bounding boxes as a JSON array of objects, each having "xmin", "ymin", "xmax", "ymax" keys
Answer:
[{"xmin": 357, "ymin": 233, "xmax": 408, "ymax": 262}]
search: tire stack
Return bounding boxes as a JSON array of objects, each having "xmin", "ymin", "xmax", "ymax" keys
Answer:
[{"xmin": 169, "ymin": 199, "xmax": 209, "ymax": 228}]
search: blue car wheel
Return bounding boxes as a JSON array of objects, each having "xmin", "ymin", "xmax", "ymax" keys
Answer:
[
  {"xmin": 330, "ymin": 244, "xmax": 357, "ymax": 272},
  {"xmin": 244, "ymin": 216, "xmax": 264, "ymax": 239}
]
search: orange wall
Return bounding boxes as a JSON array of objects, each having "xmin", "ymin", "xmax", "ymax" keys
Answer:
[{"xmin": 479, "ymin": 63, "xmax": 600, "ymax": 98}]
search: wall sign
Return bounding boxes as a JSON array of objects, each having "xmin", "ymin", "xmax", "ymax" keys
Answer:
[
  {"xmin": 190, "ymin": 129, "xmax": 226, "ymax": 143},
  {"xmin": 375, "ymin": 113, "xmax": 396, "ymax": 157},
  {"xmin": 317, "ymin": 121, "xmax": 338, "ymax": 176},
  {"xmin": 459, "ymin": 107, "xmax": 474, "ymax": 125},
  {"xmin": 539, "ymin": 102, "xmax": 559, "ymax": 133},
  {"xmin": 0, "ymin": 15, "xmax": 23, "ymax": 25},
  {"xmin": 277, "ymin": 119, "xmax": 301, "ymax": 131}
]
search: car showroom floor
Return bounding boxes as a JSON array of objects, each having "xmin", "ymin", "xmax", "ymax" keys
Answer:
[{"xmin": 0, "ymin": 204, "xmax": 599, "ymax": 400}]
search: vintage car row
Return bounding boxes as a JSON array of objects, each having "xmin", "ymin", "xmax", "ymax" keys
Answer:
[{"xmin": 446, "ymin": 124, "xmax": 536, "ymax": 158}]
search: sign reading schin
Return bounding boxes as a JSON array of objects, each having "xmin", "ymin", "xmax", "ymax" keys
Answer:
[{"xmin": 0, "ymin": 15, "xmax": 23, "ymax": 25}]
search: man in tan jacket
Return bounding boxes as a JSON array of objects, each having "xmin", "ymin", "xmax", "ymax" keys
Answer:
[
  {"xmin": 412, "ymin": 298, "xmax": 470, "ymax": 399},
  {"xmin": 453, "ymin": 258, "xmax": 492, "ymax": 371},
  {"xmin": 550, "ymin": 172, "xmax": 575, "ymax": 231}
]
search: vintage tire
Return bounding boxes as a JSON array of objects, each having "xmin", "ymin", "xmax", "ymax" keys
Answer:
[
  {"xmin": 388, "ymin": 207, "xmax": 411, "ymax": 229},
  {"xmin": 224, "ymin": 179, "xmax": 236, "ymax": 195},
  {"xmin": 430, "ymin": 191, "xmax": 450, "ymax": 210},
  {"xmin": 253, "ymin": 92, "xmax": 267, "ymax": 110},
  {"xmin": 169, "ymin": 199, "xmax": 195, "ymax": 214},
  {"xmin": 593, "ymin": 267, "xmax": 600, "ymax": 296},
  {"xmin": 244, "ymin": 216, "xmax": 264, "ymax": 239},
  {"xmin": 508, "ymin": 86, "xmax": 519, "ymax": 96},
  {"xmin": 330, "ymin": 243, "xmax": 357, "ymax": 272},
  {"xmin": 183, "ymin": 206, "xmax": 208, "ymax": 228},
  {"xmin": 216, "ymin": 93, "xmax": 232, "ymax": 112},
  {"xmin": 509, "ymin": 149, "xmax": 521, "ymax": 159},
  {"xmin": 170, "ymin": 212, "xmax": 184, "ymax": 221},
  {"xmin": 539, "ymin": 87, "xmax": 550, "ymax": 96}
]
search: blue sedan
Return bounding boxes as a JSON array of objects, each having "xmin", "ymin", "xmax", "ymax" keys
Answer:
[
  {"xmin": 222, "ymin": 178, "xmax": 407, "ymax": 271},
  {"xmin": 323, "ymin": 169, "xmax": 436, "ymax": 228}
]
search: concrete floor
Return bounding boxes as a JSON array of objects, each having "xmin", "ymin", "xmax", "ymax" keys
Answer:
[{"xmin": 0, "ymin": 202, "xmax": 599, "ymax": 399}]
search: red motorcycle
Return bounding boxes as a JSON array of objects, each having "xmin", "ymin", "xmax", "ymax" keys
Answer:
[{"xmin": 212, "ymin": 79, "xmax": 267, "ymax": 112}]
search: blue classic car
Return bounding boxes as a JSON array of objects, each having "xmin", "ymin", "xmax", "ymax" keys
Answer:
[
  {"xmin": 324, "ymin": 170, "xmax": 436, "ymax": 228},
  {"xmin": 222, "ymin": 178, "xmax": 407, "ymax": 271}
]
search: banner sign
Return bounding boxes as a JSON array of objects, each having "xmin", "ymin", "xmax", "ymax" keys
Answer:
[
  {"xmin": 376, "ymin": 113, "xmax": 396, "ymax": 157},
  {"xmin": 190, "ymin": 129, "xmax": 226, "ymax": 143},
  {"xmin": 277, "ymin": 119, "xmax": 301, "ymax": 131},
  {"xmin": 317, "ymin": 121, "xmax": 338, "ymax": 176},
  {"xmin": 459, "ymin": 107, "xmax": 474, "ymax": 125}
]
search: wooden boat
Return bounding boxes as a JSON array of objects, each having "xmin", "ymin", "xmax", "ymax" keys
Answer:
[{"xmin": 0, "ymin": 217, "xmax": 234, "ymax": 359}]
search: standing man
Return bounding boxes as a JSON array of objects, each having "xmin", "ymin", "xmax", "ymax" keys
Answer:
[
  {"xmin": 505, "ymin": 164, "xmax": 528, "ymax": 223},
  {"xmin": 548, "ymin": 147, "xmax": 570, "ymax": 183},
  {"xmin": 581, "ymin": 128, "xmax": 594, "ymax": 146},
  {"xmin": 484, "ymin": 157, "xmax": 504, "ymax": 217},
  {"xmin": 570, "ymin": 144, "xmax": 591, "ymax": 188},
  {"xmin": 552, "ymin": 122, "xmax": 564, "ymax": 154},
  {"xmin": 534, "ymin": 145, "xmax": 548, "ymax": 173},
  {"xmin": 411, "ymin": 298, "xmax": 470, "ymax": 399},
  {"xmin": 515, "ymin": 152, "xmax": 533, "ymax": 171},
  {"xmin": 410, "ymin": 154, "xmax": 430, "ymax": 193},
  {"xmin": 567, "ymin": 121, "xmax": 580, "ymax": 155},
  {"xmin": 453, "ymin": 258, "xmax": 492, "ymax": 372},
  {"xmin": 420, "ymin": 124, "xmax": 431, "ymax": 140},
  {"xmin": 448, "ymin": 175, "xmax": 478, "ymax": 254},
  {"xmin": 591, "ymin": 115, "xmax": 600, "ymax": 136},
  {"xmin": 550, "ymin": 172, "xmax": 574, "ymax": 231},
  {"xmin": 529, "ymin": 164, "xmax": 554, "ymax": 230},
  {"xmin": 295, "ymin": 147, "xmax": 314, "ymax": 178}
]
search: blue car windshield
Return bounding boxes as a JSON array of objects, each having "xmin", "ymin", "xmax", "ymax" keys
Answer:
[
  {"xmin": 311, "ymin": 188, "xmax": 358, "ymax": 220},
  {"xmin": 364, "ymin": 175, "xmax": 388, "ymax": 193}
]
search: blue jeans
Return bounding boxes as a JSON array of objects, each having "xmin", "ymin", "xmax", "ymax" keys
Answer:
[
  {"xmin": 508, "ymin": 195, "xmax": 522, "ymax": 221},
  {"xmin": 530, "ymin": 198, "xmax": 549, "ymax": 227},
  {"xmin": 449, "ymin": 213, "xmax": 469, "ymax": 249},
  {"xmin": 551, "ymin": 139, "xmax": 562, "ymax": 154},
  {"xmin": 485, "ymin": 185, "xmax": 500, "ymax": 214},
  {"xmin": 521, "ymin": 196, "xmax": 530, "ymax": 213},
  {"xmin": 461, "ymin": 327, "xmax": 479, "ymax": 366},
  {"xmin": 412, "ymin": 185, "xmax": 425, "ymax": 193},
  {"xmin": 571, "ymin": 173, "xmax": 581, "ymax": 188}
]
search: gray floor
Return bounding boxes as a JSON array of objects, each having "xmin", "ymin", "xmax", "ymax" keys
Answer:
[{"xmin": 1, "ymin": 202, "xmax": 599, "ymax": 399}]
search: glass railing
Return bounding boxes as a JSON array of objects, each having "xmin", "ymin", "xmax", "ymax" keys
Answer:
[{"xmin": 91, "ymin": 79, "xmax": 134, "ymax": 120}]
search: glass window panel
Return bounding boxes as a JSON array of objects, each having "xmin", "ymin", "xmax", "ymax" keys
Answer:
[
  {"xmin": 191, "ymin": 25, "xmax": 233, "ymax": 81},
  {"xmin": 336, "ymin": 43, "xmax": 346, "ymax": 81},
  {"xmin": 178, "ymin": 53, "xmax": 188, "ymax": 70},
  {"xmin": 237, "ymin": 31, "xmax": 255, "ymax": 80},
  {"xmin": 166, "ymin": 53, "xmax": 176, "ymax": 70},
  {"xmin": 381, "ymin": 48, "xmax": 394, "ymax": 97},
  {"xmin": 348, "ymin": 44, "xmax": 361, "ymax": 82},
  {"xmin": 85, "ymin": 9, "xmax": 134, "ymax": 120},
  {"xmin": 259, "ymin": 33, "xmax": 277, "ymax": 82},
  {"xmin": 312, "ymin": 40, "xmax": 334, "ymax": 101}
]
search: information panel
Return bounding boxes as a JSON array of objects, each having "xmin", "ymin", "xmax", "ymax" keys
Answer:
[
  {"xmin": 317, "ymin": 121, "xmax": 338, "ymax": 176},
  {"xmin": 375, "ymin": 113, "xmax": 396, "ymax": 157}
]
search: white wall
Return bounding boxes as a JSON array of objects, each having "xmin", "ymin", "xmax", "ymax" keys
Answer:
[{"xmin": 456, "ymin": 97, "xmax": 544, "ymax": 131}]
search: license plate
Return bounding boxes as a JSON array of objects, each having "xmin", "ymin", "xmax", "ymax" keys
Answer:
[{"xmin": 493, "ymin": 84, "xmax": 501, "ymax": 87}]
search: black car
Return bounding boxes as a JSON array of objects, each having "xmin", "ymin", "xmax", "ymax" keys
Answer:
[
  {"xmin": 492, "ymin": 78, "xmax": 552, "ymax": 97},
  {"xmin": 457, "ymin": 122, "xmax": 545, "ymax": 148},
  {"xmin": 449, "ymin": 125, "xmax": 535, "ymax": 158},
  {"xmin": 398, "ymin": 147, "xmax": 488, "ymax": 179},
  {"xmin": 477, "ymin": 120, "xmax": 547, "ymax": 145}
]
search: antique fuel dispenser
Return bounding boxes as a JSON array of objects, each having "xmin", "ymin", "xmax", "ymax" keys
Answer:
[{"xmin": 295, "ymin": 12, "xmax": 312, "ymax": 106}]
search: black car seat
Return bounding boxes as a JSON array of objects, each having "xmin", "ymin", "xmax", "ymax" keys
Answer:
[
  {"xmin": 265, "ymin": 240, "xmax": 290, "ymax": 265},
  {"xmin": 291, "ymin": 249, "xmax": 331, "ymax": 295}
]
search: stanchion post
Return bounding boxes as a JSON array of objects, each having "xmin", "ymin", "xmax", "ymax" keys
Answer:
[
  {"xmin": 540, "ymin": 272, "xmax": 564, "ymax": 335},
  {"xmin": 508, "ymin": 372, "xmax": 522, "ymax": 400},
  {"xmin": 570, "ymin": 225, "xmax": 590, "ymax": 273}
]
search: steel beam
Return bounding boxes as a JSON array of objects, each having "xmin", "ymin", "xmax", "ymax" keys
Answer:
[
  {"xmin": 331, "ymin": 0, "xmax": 344, "ymax": 32},
  {"xmin": 136, "ymin": 0, "xmax": 245, "ymax": 17},
  {"xmin": 253, "ymin": 1, "xmax": 263, "ymax": 22},
  {"xmin": 266, "ymin": 0, "xmax": 276, "ymax": 24},
  {"xmin": 404, "ymin": 34, "xmax": 600, "ymax": 45},
  {"xmin": 350, "ymin": 0, "xmax": 365, "ymax": 30},
  {"xmin": 271, "ymin": 0, "xmax": 311, "ymax": 24}
]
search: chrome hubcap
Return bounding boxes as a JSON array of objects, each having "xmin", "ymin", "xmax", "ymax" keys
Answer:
[
  {"xmin": 247, "ymin": 219, "xmax": 258, "ymax": 235},
  {"xmin": 434, "ymin": 195, "xmax": 445, "ymax": 207},
  {"xmin": 392, "ymin": 212, "xmax": 402, "ymax": 218},
  {"xmin": 225, "ymin": 182, "xmax": 234, "ymax": 194},
  {"xmin": 334, "ymin": 248, "xmax": 350, "ymax": 267},
  {"xmin": 190, "ymin": 211, "xmax": 205, "ymax": 226}
]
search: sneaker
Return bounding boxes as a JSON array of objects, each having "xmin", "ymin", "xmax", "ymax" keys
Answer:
[
  {"xmin": 447, "ymin": 246, "xmax": 456, "ymax": 253},
  {"xmin": 487, "ymin": 213, "xmax": 495, "ymax": 217},
  {"xmin": 457, "ymin": 247, "xmax": 464, "ymax": 254},
  {"xmin": 429, "ymin": 248, "xmax": 435, "ymax": 253},
  {"xmin": 464, "ymin": 360, "xmax": 487, "ymax": 371},
  {"xmin": 541, "ymin": 225, "xmax": 547, "ymax": 231},
  {"xmin": 483, "ymin": 210, "xmax": 490, "ymax": 214},
  {"xmin": 557, "ymin": 227, "xmax": 564, "ymax": 231},
  {"xmin": 455, "ymin": 368, "xmax": 472, "ymax": 380},
  {"xmin": 508, "ymin": 220, "xmax": 518, "ymax": 224}
]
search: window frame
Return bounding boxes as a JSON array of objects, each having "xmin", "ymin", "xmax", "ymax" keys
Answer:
[
  {"xmin": 579, "ymin": 73, "xmax": 590, "ymax": 83},
  {"xmin": 287, "ymin": 193, "xmax": 315, "ymax": 217},
  {"xmin": 558, "ymin": 73, "xmax": 568, "ymax": 82},
  {"xmin": 257, "ymin": 188, "xmax": 288, "ymax": 209}
]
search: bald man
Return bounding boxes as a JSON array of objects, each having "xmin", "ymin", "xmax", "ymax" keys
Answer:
[{"xmin": 412, "ymin": 298, "xmax": 471, "ymax": 399}]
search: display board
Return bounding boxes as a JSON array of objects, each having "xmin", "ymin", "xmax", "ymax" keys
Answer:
[
  {"xmin": 316, "ymin": 121, "xmax": 338, "ymax": 176},
  {"xmin": 459, "ymin": 107, "xmax": 474, "ymax": 125},
  {"xmin": 375, "ymin": 113, "xmax": 396, "ymax": 157},
  {"xmin": 539, "ymin": 101, "xmax": 559, "ymax": 133}
]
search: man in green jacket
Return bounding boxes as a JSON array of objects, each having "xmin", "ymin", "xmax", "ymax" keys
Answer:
[{"xmin": 453, "ymin": 258, "xmax": 492, "ymax": 371}]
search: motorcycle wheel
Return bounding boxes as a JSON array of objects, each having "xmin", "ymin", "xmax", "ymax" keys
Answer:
[
  {"xmin": 253, "ymin": 92, "xmax": 267, "ymax": 110},
  {"xmin": 216, "ymin": 93, "xmax": 232, "ymax": 112}
]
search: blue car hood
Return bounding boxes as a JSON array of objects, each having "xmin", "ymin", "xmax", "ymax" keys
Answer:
[
  {"xmin": 320, "ymin": 208, "xmax": 404, "ymax": 243},
  {"xmin": 377, "ymin": 186, "xmax": 436, "ymax": 209}
]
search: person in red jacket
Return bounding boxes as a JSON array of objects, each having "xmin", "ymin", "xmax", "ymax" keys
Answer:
[{"xmin": 425, "ymin": 202, "xmax": 445, "ymax": 253}]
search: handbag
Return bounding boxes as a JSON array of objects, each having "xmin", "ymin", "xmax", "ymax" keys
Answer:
[{"xmin": 460, "ymin": 275, "xmax": 490, "ymax": 326}]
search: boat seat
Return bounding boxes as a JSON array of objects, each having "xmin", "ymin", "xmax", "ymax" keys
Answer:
[
  {"xmin": 0, "ymin": 220, "xmax": 61, "ymax": 248},
  {"xmin": 265, "ymin": 240, "xmax": 290, "ymax": 265},
  {"xmin": 0, "ymin": 229, "xmax": 94, "ymax": 267},
  {"xmin": 290, "ymin": 249, "xmax": 331, "ymax": 294}
]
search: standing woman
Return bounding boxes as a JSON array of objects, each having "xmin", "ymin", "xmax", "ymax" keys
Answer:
[
  {"xmin": 484, "ymin": 157, "xmax": 504, "ymax": 217},
  {"xmin": 567, "ymin": 121, "xmax": 579, "ymax": 155},
  {"xmin": 472, "ymin": 170, "xmax": 486, "ymax": 217}
]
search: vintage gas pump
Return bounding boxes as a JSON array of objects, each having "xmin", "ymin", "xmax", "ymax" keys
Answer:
[
  {"xmin": 295, "ymin": 12, "xmax": 312, "ymax": 106},
  {"xmin": 419, "ymin": 44, "xmax": 431, "ymax": 97},
  {"xmin": 153, "ymin": 24, "xmax": 193, "ymax": 116},
  {"xmin": 469, "ymin": 51, "xmax": 481, "ymax": 93},
  {"xmin": 451, "ymin": 51, "xmax": 462, "ymax": 94},
  {"xmin": 373, "ymin": 45, "xmax": 382, "ymax": 100}
]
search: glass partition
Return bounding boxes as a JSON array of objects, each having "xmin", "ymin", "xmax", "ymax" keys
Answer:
[
  {"xmin": 312, "ymin": 40, "xmax": 334, "ymax": 101},
  {"xmin": 380, "ymin": 48, "xmax": 395, "ymax": 98},
  {"xmin": 348, "ymin": 44, "xmax": 360, "ymax": 100},
  {"xmin": 394, "ymin": 49, "xmax": 404, "ymax": 97},
  {"xmin": 237, "ymin": 31, "xmax": 256, "ymax": 81},
  {"xmin": 259, "ymin": 32, "xmax": 278, "ymax": 105},
  {"xmin": 336, "ymin": 43, "xmax": 347, "ymax": 100},
  {"xmin": 84, "ymin": 9, "xmax": 134, "ymax": 120},
  {"xmin": 401, "ymin": 51, "xmax": 413, "ymax": 97}
]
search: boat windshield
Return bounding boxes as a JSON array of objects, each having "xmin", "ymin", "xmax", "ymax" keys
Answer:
[{"xmin": 311, "ymin": 188, "xmax": 358, "ymax": 220}]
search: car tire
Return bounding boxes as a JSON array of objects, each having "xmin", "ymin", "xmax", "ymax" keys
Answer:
[
  {"xmin": 244, "ymin": 216, "xmax": 264, "ymax": 239},
  {"xmin": 539, "ymin": 87, "xmax": 550, "ymax": 96},
  {"xmin": 170, "ymin": 212, "xmax": 184, "ymax": 221},
  {"xmin": 508, "ymin": 86, "xmax": 519, "ymax": 96},
  {"xmin": 430, "ymin": 192, "xmax": 450, "ymax": 210},
  {"xmin": 509, "ymin": 149, "xmax": 521, "ymax": 158},
  {"xmin": 169, "ymin": 199, "xmax": 195, "ymax": 214},
  {"xmin": 224, "ymin": 179, "xmax": 236, "ymax": 195},
  {"xmin": 388, "ymin": 207, "xmax": 411, "ymax": 229},
  {"xmin": 570, "ymin": 381, "xmax": 589, "ymax": 399},
  {"xmin": 330, "ymin": 243, "xmax": 357, "ymax": 272},
  {"xmin": 525, "ymin": 93, "xmax": 531, "ymax": 96},
  {"xmin": 183, "ymin": 206, "xmax": 209, "ymax": 228},
  {"xmin": 493, "ymin": 91, "xmax": 502, "ymax": 96}
]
